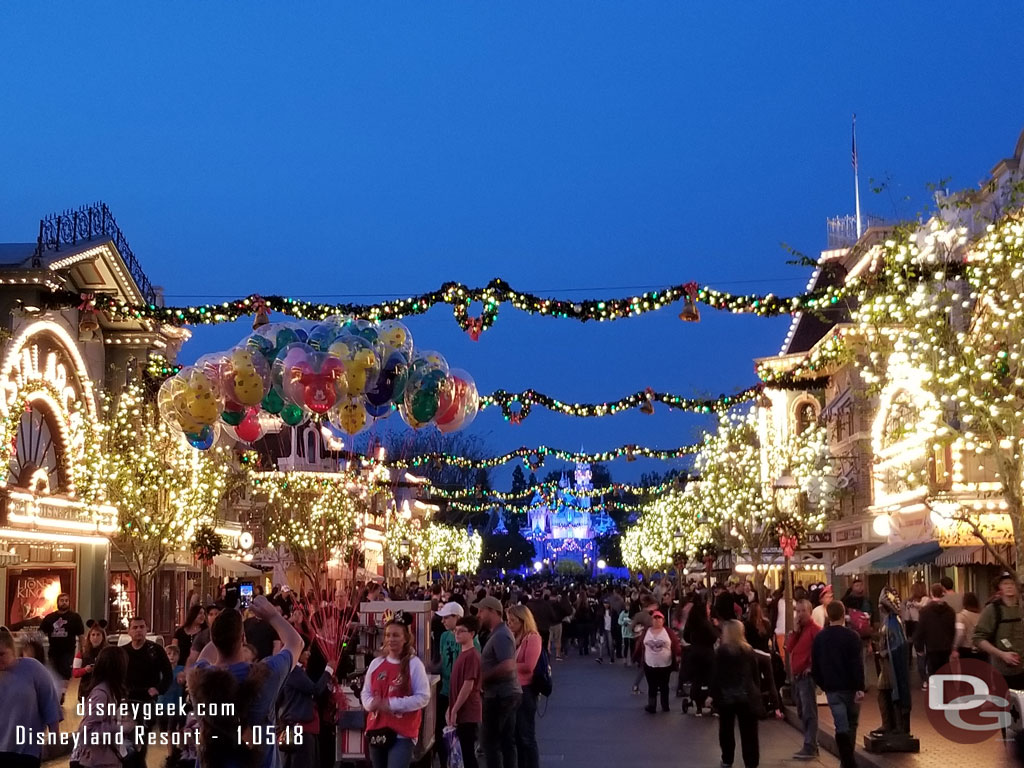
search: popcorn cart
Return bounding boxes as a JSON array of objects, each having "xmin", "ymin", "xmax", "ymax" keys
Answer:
[{"xmin": 335, "ymin": 600, "xmax": 439, "ymax": 767}]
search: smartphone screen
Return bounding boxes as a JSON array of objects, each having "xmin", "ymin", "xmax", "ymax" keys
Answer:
[{"xmin": 240, "ymin": 584, "xmax": 253, "ymax": 609}]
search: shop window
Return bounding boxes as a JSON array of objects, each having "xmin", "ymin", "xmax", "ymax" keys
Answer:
[{"xmin": 109, "ymin": 572, "xmax": 137, "ymax": 632}]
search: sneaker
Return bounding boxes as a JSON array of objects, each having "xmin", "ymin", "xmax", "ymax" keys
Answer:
[
  {"xmin": 721, "ymin": 763, "xmax": 733, "ymax": 768},
  {"xmin": 596, "ymin": 658, "xmax": 603, "ymax": 664},
  {"xmin": 644, "ymin": 705, "xmax": 656, "ymax": 714},
  {"xmin": 792, "ymin": 746, "xmax": 818, "ymax": 760}
]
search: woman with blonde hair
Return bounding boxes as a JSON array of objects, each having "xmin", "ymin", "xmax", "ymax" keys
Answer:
[
  {"xmin": 712, "ymin": 620, "xmax": 762, "ymax": 768},
  {"xmin": 360, "ymin": 617, "xmax": 431, "ymax": 768},
  {"xmin": 506, "ymin": 604, "xmax": 542, "ymax": 768}
]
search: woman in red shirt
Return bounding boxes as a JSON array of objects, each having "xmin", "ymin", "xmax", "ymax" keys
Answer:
[
  {"xmin": 507, "ymin": 604, "xmax": 542, "ymax": 768},
  {"xmin": 360, "ymin": 618, "xmax": 431, "ymax": 768}
]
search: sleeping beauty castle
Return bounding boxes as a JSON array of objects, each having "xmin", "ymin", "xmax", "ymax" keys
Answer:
[{"xmin": 515, "ymin": 461, "xmax": 617, "ymax": 567}]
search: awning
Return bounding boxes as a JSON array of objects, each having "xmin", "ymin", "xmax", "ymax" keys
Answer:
[
  {"xmin": 835, "ymin": 540, "xmax": 940, "ymax": 576},
  {"xmin": 934, "ymin": 545, "xmax": 1013, "ymax": 567},
  {"xmin": 872, "ymin": 540, "xmax": 942, "ymax": 570},
  {"xmin": 210, "ymin": 555, "xmax": 263, "ymax": 579}
]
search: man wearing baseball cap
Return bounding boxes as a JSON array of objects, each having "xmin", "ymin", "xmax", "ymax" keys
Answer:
[
  {"xmin": 974, "ymin": 573, "xmax": 1024, "ymax": 688},
  {"xmin": 477, "ymin": 596, "xmax": 521, "ymax": 768}
]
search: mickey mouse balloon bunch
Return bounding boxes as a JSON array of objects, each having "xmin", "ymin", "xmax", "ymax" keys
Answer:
[{"xmin": 157, "ymin": 317, "xmax": 479, "ymax": 449}]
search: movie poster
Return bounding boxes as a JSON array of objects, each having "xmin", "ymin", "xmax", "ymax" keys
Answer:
[{"xmin": 6, "ymin": 568, "xmax": 74, "ymax": 629}]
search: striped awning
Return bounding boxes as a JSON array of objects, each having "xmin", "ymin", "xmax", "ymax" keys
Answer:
[{"xmin": 934, "ymin": 546, "xmax": 1012, "ymax": 567}]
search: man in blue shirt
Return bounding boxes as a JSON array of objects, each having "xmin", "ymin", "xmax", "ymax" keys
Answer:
[
  {"xmin": 189, "ymin": 594, "xmax": 303, "ymax": 768},
  {"xmin": 0, "ymin": 626, "xmax": 61, "ymax": 768}
]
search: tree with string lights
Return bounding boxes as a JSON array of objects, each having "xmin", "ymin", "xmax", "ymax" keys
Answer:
[
  {"xmin": 83, "ymin": 382, "xmax": 236, "ymax": 621},
  {"xmin": 691, "ymin": 409, "xmax": 834, "ymax": 595},
  {"xmin": 853, "ymin": 198, "xmax": 1024, "ymax": 578},
  {"xmin": 261, "ymin": 474, "xmax": 366, "ymax": 599},
  {"xmin": 621, "ymin": 488, "xmax": 714, "ymax": 574}
]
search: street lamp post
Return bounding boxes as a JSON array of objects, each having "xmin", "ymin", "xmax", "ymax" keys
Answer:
[{"xmin": 773, "ymin": 470, "xmax": 802, "ymax": 697}]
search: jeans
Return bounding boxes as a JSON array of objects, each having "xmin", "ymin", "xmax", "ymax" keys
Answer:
[
  {"xmin": 718, "ymin": 702, "xmax": 760, "ymax": 768},
  {"xmin": 826, "ymin": 691, "xmax": 860, "ymax": 768},
  {"xmin": 456, "ymin": 722, "xmax": 479, "ymax": 768},
  {"xmin": 482, "ymin": 693, "xmax": 521, "ymax": 768},
  {"xmin": 368, "ymin": 735, "xmax": 415, "ymax": 768},
  {"xmin": 515, "ymin": 687, "xmax": 539, "ymax": 768},
  {"xmin": 793, "ymin": 673, "xmax": 818, "ymax": 751}
]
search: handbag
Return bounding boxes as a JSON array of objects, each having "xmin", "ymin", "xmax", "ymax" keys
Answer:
[{"xmin": 366, "ymin": 727, "xmax": 398, "ymax": 750}]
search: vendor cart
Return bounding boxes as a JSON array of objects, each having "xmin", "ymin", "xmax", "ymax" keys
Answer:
[{"xmin": 335, "ymin": 600, "xmax": 439, "ymax": 767}]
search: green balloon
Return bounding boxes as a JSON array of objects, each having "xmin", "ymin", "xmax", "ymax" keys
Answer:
[
  {"xmin": 281, "ymin": 403, "xmax": 305, "ymax": 426},
  {"xmin": 262, "ymin": 389, "xmax": 284, "ymax": 415},
  {"xmin": 411, "ymin": 391, "xmax": 439, "ymax": 423},
  {"xmin": 221, "ymin": 409, "xmax": 244, "ymax": 427}
]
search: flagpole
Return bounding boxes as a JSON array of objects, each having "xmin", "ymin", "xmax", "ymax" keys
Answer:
[{"xmin": 853, "ymin": 113, "xmax": 862, "ymax": 239}]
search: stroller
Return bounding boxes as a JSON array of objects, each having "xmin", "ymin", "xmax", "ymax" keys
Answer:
[{"xmin": 678, "ymin": 643, "xmax": 715, "ymax": 716}]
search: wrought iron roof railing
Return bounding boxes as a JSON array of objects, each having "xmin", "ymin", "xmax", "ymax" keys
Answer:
[{"xmin": 34, "ymin": 202, "xmax": 157, "ymax": 305}]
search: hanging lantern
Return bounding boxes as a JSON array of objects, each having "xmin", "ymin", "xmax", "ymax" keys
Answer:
[{"xmin": 678, "ymin": 281, "xmax": 701, "ymax": 322}]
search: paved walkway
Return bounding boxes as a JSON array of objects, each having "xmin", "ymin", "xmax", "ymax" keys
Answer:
[
  {"xmin": 807, "ymin": 674, "xmax": 1014, "ymax": 768},
  {"xmin": 537, "ymin": 654, "xmax": 838, "ymax": 768}
]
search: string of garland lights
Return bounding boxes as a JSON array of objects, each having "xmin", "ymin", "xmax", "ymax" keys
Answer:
[
  {"xmin": 144, "ymin": 353, "xmax": 824, "ymax": 423},
  {"xmin": 56, "ymin": 277, "xmax": 850, "ymax": 338},
  {"xmin": 445, "ymin": 497, "xmax": 641, "ymax": 515},
  {"xmin": 756, "ymin": 329, "xmax": 852, "ymax": 385},
  {"xmin": 378, "ymin": 443, "xmax": 701, "ymax": 470},
  {"xmin": 425, "ymin": 476, "xmax": 683, "ymax": 501}
]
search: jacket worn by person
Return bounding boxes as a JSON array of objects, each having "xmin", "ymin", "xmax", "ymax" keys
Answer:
[
  {"xmin": 711, "ymin": 645, "xmax": 761, "ymax": 711},
  {"xmin": 124, "ymin": 640, "xmax": 173, "ymax": 702},
  {"xmin": 278, "ymin": 665, "xmax": 331, "ymax": 734},
  {"xmin": 811, "ymin": 625, "xmax": 865, "ymax": 693},
  {"xmin": 785, "ymin": 621, "xmax": 820, "ymax": 677},
  {"xmin": 973, "ymin": 599, "xmax": 1024, "ymax": 678},
  {"xmin": 913, "ymin": 600, "xmax": 957, "ymax": 653}
]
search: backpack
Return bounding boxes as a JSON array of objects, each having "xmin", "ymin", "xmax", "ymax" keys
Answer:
[
  {"xmin": 531, "ymin": 643, "xmax": 553, "ymax": 698},
  {"xmin": 847, "ymin": 609, "xmax": 873, "ymax": 639},
  {"xmin": 984, "ymin": 600, "xmax": 1021, "ymax": 645}
]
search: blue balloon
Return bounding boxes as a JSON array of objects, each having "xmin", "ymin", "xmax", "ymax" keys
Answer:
[
  {"xmin": 366, "ymin": 352, "xmax": 409, "ymax": 407},
  {"xmin": 186, "ymin": 425, "xmax": 216, "ymax": 450},
  {"xmin": 365, "ymin": 402, "xmax": 393, "ymax": 419}
]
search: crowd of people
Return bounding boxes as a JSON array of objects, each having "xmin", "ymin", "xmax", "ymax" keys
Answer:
[{"xmin": 2, "ymin": 571, "xmax": 1024, "ymax": 768}]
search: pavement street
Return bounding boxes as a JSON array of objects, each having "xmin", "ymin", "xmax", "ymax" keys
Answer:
[{"xmin": 536, "ymin": 654, "xmax": 837, "ymax": 768}]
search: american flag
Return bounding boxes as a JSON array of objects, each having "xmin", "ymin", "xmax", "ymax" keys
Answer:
[{"xmin": 852, "ymin": 114, "xmax": 858, "ymax": 171}]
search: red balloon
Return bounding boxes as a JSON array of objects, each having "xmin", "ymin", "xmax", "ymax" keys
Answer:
[
  {"xmin": 434, "ymin": 375, "xmax": 465, "ymax": 426},
  {"xmin": 235, "ymin": 408, "xmax": 263, "ymax": 443}
]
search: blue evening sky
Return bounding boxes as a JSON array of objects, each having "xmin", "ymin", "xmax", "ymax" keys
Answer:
[{"xmin": 2, "ymin": 4, "xmax": 1022, "ymax": 488}]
